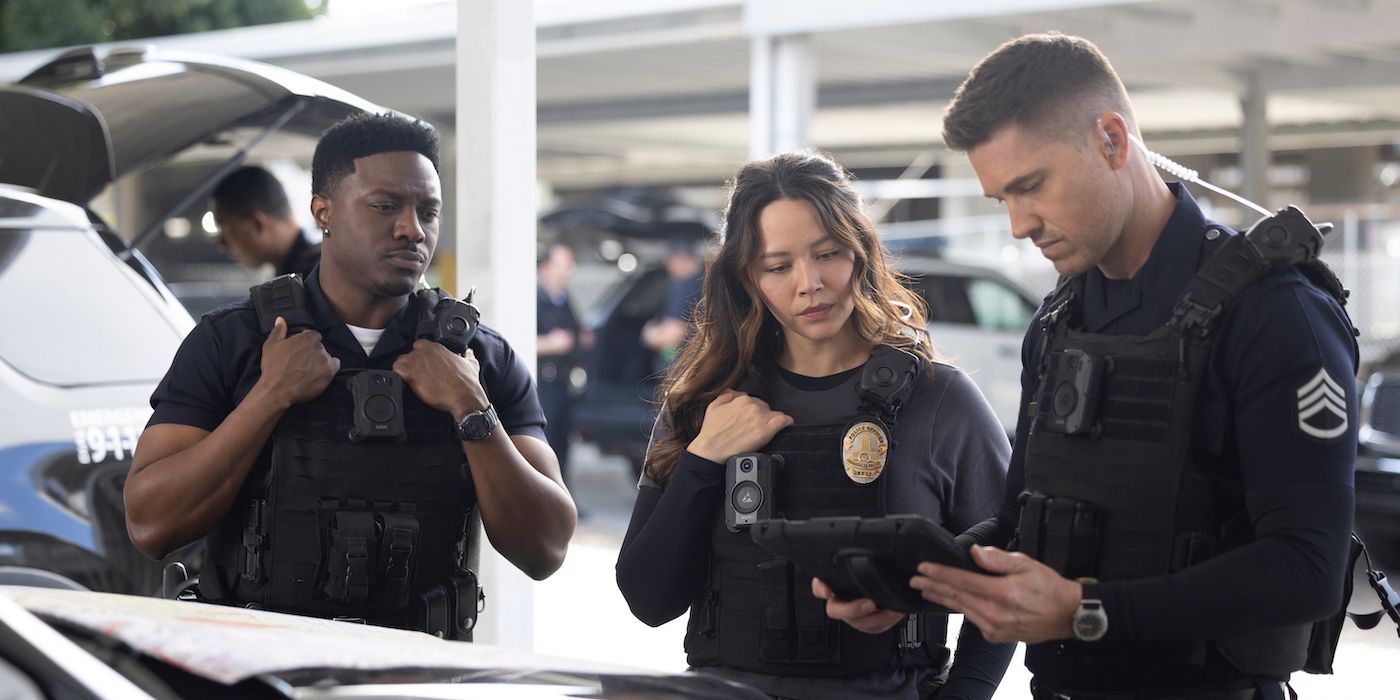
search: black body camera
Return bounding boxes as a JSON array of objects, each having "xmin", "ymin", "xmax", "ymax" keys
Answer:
[
  {"xmin": 725, "ymin": 452, "xmax": 782, "ymax": 531},
  {"xmin": 417, "ymin": 288, "xmax": 481, "ymax": 356},
  {"xmin": 1043, "ymin": 349, "xmax": 1106, "ymax": 437},
  {"xmin": 348, "ymin": 370, "xmax": 407, "ymax": 442},
  {"xmin": 251, "ymin": 273, "xmax": 315, "ymax": 336}
]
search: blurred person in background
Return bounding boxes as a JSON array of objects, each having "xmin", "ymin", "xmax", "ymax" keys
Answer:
[
  {"xmin": 642, "ymin": 240, "xmax": 704, "ymax": 368},
  {"xmin": 211, "ymin": 165, "xmax": 321, "ymax": 278},
  {"xmin": 537, "ymin": 241, "xmax": 582, "ymax": 485},
  {"xmin": 617, "ymin": 151, "xmax": 1013, "ymax": 699}
]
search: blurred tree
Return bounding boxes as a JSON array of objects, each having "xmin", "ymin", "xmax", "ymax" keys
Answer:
[{"xmin": 0, "ymin": 0, "xmax": 324, "ymax": 54}]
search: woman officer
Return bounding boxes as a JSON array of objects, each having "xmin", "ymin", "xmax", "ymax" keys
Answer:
[{"xmin": 616, "ymin": 151, "xmax": 1013, "ymax": 699}]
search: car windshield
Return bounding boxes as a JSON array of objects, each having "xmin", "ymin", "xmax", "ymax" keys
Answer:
[{"xmin": 0, "ymin": 229, "xmax": 186, "ymax": 385}]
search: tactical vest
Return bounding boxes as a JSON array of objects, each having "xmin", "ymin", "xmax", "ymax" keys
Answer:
[
  {"xmin": 1018, "ymin": 208, "xmax": 1352, "ymax": 683},
  {"xmin": 202, "ymin": 280, "xmax": 481, "ymax": 640},
  {"xmin": 684, "ymin": 346, "xmax": 952, "ymax": 677}
]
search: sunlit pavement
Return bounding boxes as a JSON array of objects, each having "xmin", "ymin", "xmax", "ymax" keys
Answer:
[{"xmin": 535, "ymin": 442, "xmax": 1398, "ymax": 698}]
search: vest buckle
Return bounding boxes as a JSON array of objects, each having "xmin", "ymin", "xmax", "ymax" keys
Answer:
[
  {"xmin": 1170, "ymin": 294, "xmax": 1223, "ymax": 338},
  {"xmin": 898, "ymin": 613, "xmax": 924, "ymax": 652}
]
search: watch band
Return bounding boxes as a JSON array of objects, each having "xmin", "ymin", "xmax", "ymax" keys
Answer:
[
  {"xmin": 456, "ymin": 404, "xmax": 498, "ymax": 442},
  {"xmin": 1072, "ymin": 577, "xmax": 1108, "ymax": 642}
]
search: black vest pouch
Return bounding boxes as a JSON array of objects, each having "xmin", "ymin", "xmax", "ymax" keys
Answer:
[{"xmin": 320, "ymin": 509, "xmax": 376, "ymax": 605}]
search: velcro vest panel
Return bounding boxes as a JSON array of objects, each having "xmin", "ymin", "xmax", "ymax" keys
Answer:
[
  {"xmin": 1020, "ymin": 212, "xmax": 1348, "ymax": 682},
  {"xmin": 205, "ymin": 374, "xmax": 474, "ymax": 620},
  {"xmin": 1023, "ymin": 320, "xmax": 1217, "ymax": 582},
  {"xmin": 204, "ymin": 283, "xmax": 476, "ymax": 627}
]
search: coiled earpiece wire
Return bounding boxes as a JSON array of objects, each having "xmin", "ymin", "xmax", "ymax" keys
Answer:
[{"xmin": 1127, "ymin": 134, "xmax": 1273, "ymax": 218}]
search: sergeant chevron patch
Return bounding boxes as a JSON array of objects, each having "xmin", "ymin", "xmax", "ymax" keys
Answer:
[{"xmin": 1296, "ymin": 367, "xmax": 1348, "ymax": 440}]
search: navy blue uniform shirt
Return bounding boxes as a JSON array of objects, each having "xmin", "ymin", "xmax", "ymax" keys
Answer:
[
  {"xmin": 991, "ymin": 184, "xmax": 1358, "ymax": 660},
  {"xmin": 149, "ymin": 266, "xmax": 547, "ymax": 442}
]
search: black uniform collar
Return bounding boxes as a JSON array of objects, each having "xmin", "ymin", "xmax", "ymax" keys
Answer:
[
  {"xmin": 304, "ymin": 266, "xmax": 419, "ymax": 362},
  {"xmin": 1081, "ymin": 183, "xmax": 1216, "ymax": 332},
  {"xmin": 276, "ymin": 229, "xmax": 315, "ymax": 277}
]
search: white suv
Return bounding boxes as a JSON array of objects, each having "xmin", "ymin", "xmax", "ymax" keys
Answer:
[{"xmin": 899, "ymin": 257, "xmax": 1041, "ymax": 436}]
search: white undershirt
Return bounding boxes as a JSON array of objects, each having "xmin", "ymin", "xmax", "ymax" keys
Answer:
[{"xmin": 345, "ymin": 324, "xmax": 386, "ymax": 356}]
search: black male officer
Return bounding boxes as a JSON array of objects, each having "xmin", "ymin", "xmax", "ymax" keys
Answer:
[
  {"xmin": 127, "ymin": 113, "xmax": 576, "ymax": 636},
  {"xmin": 906, "ymin": 34, "xmax": 1357, "ymax": 700}
]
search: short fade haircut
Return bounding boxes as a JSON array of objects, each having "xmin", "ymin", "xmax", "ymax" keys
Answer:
[
  {"xmin": 211, "ymin": 165, "xmax": 292, "ymax": 219},
  {"xmin": 942, "ymin": 32, "xmax": 1133, "ymax": 153},
  {"xmin": 311, "ymin": 112, "xmax": 441, "ymax": 196}
]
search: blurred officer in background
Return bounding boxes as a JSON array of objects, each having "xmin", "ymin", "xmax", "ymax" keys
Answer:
[
  {"xmin": 212, "ymin": 165, "xmax": 320, "ymax": 278},
  {"xmin": 537, "ymin": 241, "xmax": 582, "ymax": 484}
]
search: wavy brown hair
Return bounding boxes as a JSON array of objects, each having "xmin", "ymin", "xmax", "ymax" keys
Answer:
[{"xmin": 644, "ymin": 151, "xmax": 935, "ymax": 486}]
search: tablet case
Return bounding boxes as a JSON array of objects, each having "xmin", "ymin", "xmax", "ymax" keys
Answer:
[{"xmin": 750, "ymin": 515, "xmax": 986, "ymax": 613}]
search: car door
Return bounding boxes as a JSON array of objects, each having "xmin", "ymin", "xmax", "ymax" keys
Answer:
[{"xmin": 913, "ymin": 271, "xmax": 1035, "ymax": 436}]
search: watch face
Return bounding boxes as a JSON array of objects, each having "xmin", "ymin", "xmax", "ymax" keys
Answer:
[
  {"xmin": 457, "ymin": 407, "xmax": 497, "ymax": 441},
  {"xmin": 1073, "ymin": 604, "xmax": 1107, "ymax": 642}
]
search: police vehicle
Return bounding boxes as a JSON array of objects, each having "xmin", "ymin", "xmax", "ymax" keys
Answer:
[
  {"xmin": 0, "ymin": 46, "xmax": 379, "ymax": 594},
  {"xmin": 1356, "ymin": 348, "xmax": 1400, "ymax": 568}
]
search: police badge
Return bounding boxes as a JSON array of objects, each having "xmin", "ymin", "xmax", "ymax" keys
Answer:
[{"xmin": 842, "ymin": 418, "xmax": 889, "ymax": 484}]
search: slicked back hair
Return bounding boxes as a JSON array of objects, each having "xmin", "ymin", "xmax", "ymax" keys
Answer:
[
  {"xmin": 311, "ymin": 112, "xmax": 441, "ymax": 197},
  {"xmin": 211, "ymin": 165, "xmax": 292, "ymax": 220},
  {"xmin": 942, "ymin": 32, "xmax": 1133, "ymax": 153}
]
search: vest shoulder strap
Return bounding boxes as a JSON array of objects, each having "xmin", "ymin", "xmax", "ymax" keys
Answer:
[
  {"xmin": 415, "ymin": 287, "xmax": 481, "ymax": 355},
  {"xmin": 856, "ymin": 345, "xmax": 922, "ymax": 425},
  {"xmin": 1171, "ymin": 207, "xmax": 1332, "ymax": 339},
  {"xmin": 1039, "ymin": 274, "xmax": 1081, "ymax": 332},
  {"xmin": 250, "ymin": 273, "xmax": 315, "ymax": 336}
]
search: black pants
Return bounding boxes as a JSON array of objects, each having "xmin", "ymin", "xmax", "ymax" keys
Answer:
[{"xmin": 537, "ymin": 376, "xmax": 572, "ymax": 483}]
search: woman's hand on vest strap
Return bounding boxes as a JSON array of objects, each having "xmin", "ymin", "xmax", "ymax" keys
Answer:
[
  {"xmin": 394, "ymin": 340, "xmax": 490, "ymax": 421},
  {"xmin": 259, "ymin": 316, "xmax": 340, "ymax": 408},
  {"xmin": 910, "ymin": 545, "xmax": 1079, "ymax": 644},
  {"xmin": 812, "ymin": 577, "xmax": 907, "ymax": 634},
  {"xmin": 686, "ymin": 389, "xmax": 793, "ymax": 464}
]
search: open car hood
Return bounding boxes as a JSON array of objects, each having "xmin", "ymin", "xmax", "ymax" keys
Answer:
[
  {"xmin": 0, "ymin": 587, "xmax": 766, "ymax": 699},
  {"xmin": 0, "ymin": 45, "xmax": 382, "ymax": 204}
]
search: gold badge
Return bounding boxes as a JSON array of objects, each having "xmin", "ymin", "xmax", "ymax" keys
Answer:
[{"xmin": 842, "ymin": 420, "xmax": 888, "ymax": 484}]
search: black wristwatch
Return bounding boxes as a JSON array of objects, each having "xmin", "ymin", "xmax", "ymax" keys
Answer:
[
  {"xmin": 1072, "ymin": 578, "xmax": 1108, "ymax": 642},
  {"xmin": 455, "ymin": 405, "xmax": 498, "ymax": 442}
]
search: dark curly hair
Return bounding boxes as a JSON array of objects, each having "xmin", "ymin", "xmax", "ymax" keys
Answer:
[{"xmin": 311, "ymin": 112, "xmax": 441, "ymax": 196}]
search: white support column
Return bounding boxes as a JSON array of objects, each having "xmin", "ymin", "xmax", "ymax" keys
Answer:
[
  {"xmin": 1240, "ymin": 71, "xmax": 1270, "ymax": 213},
  {"xmin": 456, "ymin": 0, "xmax": 536, "ymax": 651},
  {"xmin": 748, "ymin": 33, "xmax": 816, "ymax": 159}
]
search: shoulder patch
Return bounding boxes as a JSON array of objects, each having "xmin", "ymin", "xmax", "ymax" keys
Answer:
[{"xmin": 1296, "ymin": 366, "xmax": 1348, "ymax": 440}]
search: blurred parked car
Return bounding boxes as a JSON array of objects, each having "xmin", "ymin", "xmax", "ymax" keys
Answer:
[
  {"xmin": 1356, "ymin": 348, "xmax": 1400, "ymax": 569},
  {"xmin": 0, "ymin": 46, "xmax": 377, "ymax": 594},
  {"xmin": 0, "ymin": 586, "xmax": 765, "ymax": 699}
]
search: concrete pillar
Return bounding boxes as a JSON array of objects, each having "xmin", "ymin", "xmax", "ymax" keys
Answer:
[
  {"xmin": 456, "ymin": 0, "xmax": 536, "ymax": 651},
  {"xmin": 749, "ymin": 33, "xmax": 816, "ymax": 159},
  {"xmin": 1240, "ymin": 71, "xmax": 1270, "ymax": 212}
]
